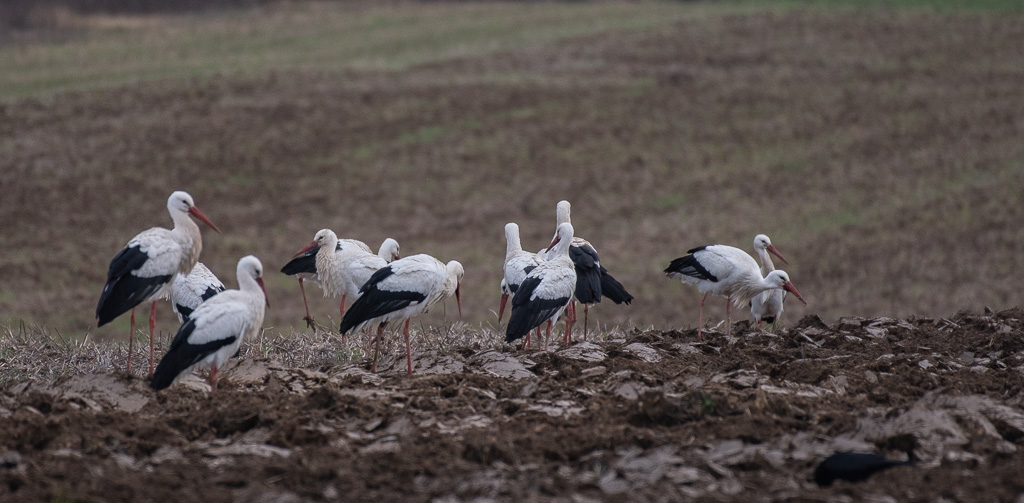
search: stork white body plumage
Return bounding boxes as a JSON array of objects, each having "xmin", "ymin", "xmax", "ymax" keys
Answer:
[
  {"xmin": 748, "ymin": 234, "xmax": 789, "ymax": 329},
  {"xmin": 151, "ymin": 255, "xmax": 268, "ymax": 392},
  {"xmin": 499, "ymin": 223, "xmax": 544, "ymax": 323},
  {"xmin": 539, "ymin": 201, "xmax": 633, "ymax": 341},
  {"xmin": 96, "ymin": 191, "xmax": 220, "ymax": 376},
  {"xmin": 171, "ymin": 262, "xmax": 226, "ymax": 323},
  {"xmin": 339, "ymin": 254, "xmax": 463, "ymax": 374},
  {"xmin": 282, "ymin": 236, "xmax": 399, "ymax": 327},
  {"xmin": 344, "ymin": 238, "xmax": 401, "ymax": 302},
  {"xmin": 665, "ymin": 244, "xmax": 805, "ymax": 339},
  {"xmin": 507, "ymin": 222, "xmax": 578, "ymax": 348}
]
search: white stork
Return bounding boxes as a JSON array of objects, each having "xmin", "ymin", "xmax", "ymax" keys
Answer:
[
  {"xmin": 664, "ymin": 243, "xmax": 806, "ymax": 340},
  {"xmin": 290, "ymin": 230, "xmax": 373, "ymax": 324},
  {"xmin": 96, "ymin": 190, "xmax": 220, "ymax": 376},
  {"xmin": 281, "ymin": 236, "xmax": 399, "ymax": 327},
  {"xmin": 499, "ymin": 223, "xmax": 545, "ymax": 348},
  {"xmin": 507, "ymin": 222, "xmax": 577, "ymax": 348},
  {"xmin": 170, "ymin": 262, "xmax": 226, "ymax": 323},
  {"xmin": 280, "ymin": 237, "xmax": 340, "ymax": 326},
  {"xmin": 151, "ymin": 255, "xmax": 268, "ymax": 392},
  {"xmin": 748, "ymin": 234, "xmax": 789, "ymax": 329},
  {"xmin": 499, "ymin": 223, "xmax": 543, "ymax": 321},
  {"xmin": 338, "ymin": 254, "xmax": 463, "ymax": 374},
  {"xmin": 540, "ymin": 201, "xmax": 633, "ymax": 341}
]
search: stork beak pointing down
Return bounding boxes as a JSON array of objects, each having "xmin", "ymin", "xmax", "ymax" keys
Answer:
[
  {"xmin": 547, "ymin": 235, "xmax": 561, "ymax": 250},
  {"xmin": 188, "ymin": 206, "xmax": 221, "ymax": 234},
  {"xmin": 782, "ymin": 281, "xmax": 806, "ymax": 305},
  {"xmin": 455, "ymin": 284, "xmax": 462, "ymax": 318},
  {"xmin": 257, "ymin": 277, "xmax": 270, "ymax": 307},
  {"xmin": 293, "ymin": 241, "xmax": 318, "ymax": 258},
  {"xmin": 766, "ymin": 244, "xmax": 789, "ymax": 265}
]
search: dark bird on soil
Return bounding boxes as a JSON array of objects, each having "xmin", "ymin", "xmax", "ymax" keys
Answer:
[{"xmin": 813, "ymin": 451, "xmax": 913, "ymax": 487}]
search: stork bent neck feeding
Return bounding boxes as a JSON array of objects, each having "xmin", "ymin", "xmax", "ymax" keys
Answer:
[
  {"xmin": 664, "ymin": 243, "xmax": 805, "ymax": 339},
  {"xmin": 338, "ymin": 254, "xmax": 463, "ymax": 374},
  {"xmin": 750, "ymin": 234, "xmax": 789, "ymax": 329}
]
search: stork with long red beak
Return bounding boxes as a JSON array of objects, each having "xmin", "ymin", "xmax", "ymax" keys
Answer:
[
  {"xmin": 749, "ymin": 234, "xmax": 790, "ymax": 329},
  {"xmin": 665, "ymin": 241, "xmax": 806, "ymax": 340},
  {"xmin": 339, "ymin": 254, "xmax": 463, "ymax": 374},
  {"xmin": 151, "ymin": 255, "xmax": 269, "ymax": 392},
  {"xmin": 506, "ymin": 222, "xmax": 577, "ymax": 348},
  {"xmin": 96, "ymin": 190, "xmax": 220, "ymax": 376}
]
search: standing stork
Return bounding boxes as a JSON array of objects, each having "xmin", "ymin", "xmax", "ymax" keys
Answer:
[
  {"xmin": 499, "ymin": 223, "xmax": 545, "ymax": 348},
  {"xmin": 96, "ymin": 191, "xmax": 220, "ymax": 376},
  {"xmin": 290, "ymin": 230, "xmax": 374, "ymax": 327},
  {"xmin": 339, "ymin": 254, "xmax": 463, "ymax": 374},
  {"xmin": 281, "ymin": 237, "xmax": 398, "ymax": 327},
  {"xmin": 171, "ymin": 262, "xmax": 225, "ymax": 323},
  {"xmin": 507, "ymin": 222, "xmax": 577, "ymax": 348},
  {"xmin": 280, "ymin": 238, "xmax": 340, "ymax": 326},
  {"xmin": 664, "ymin": 243, "xmax": 806, "ymax": 340},
  {"xmin": 748, "ymin": 234, "xmax": 789, "ymax": 329},
  {"xmin": 541, "ymin": 201, "xmax": 633, "ymax": 341},
  {"xmin": 151, "ymin": 255, "xmax": 268, "ymax": 392}
]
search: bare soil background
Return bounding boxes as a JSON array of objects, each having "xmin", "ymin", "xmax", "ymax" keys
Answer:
[{"xmin": 3, "ymin": 310, "xmax": 1024, "ymax": 501}]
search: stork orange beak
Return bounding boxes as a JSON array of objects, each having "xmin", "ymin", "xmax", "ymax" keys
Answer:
[
  {"xmin": 293, "ymin": 241, "xmax": 318, "ymax": 258},
  {"xmin": 767, "ymin": 244, "xmax": 789, "ymax": 265},
  {"xmin": 498, "ymin": 293, "xmax": 508, "ymax": 321},
  {"xmin": 547, "ymin": 235, "xmax": 561, "ymax": 250},
  {"xmin": 782, "ymin": 281, "xmax": 806, "ymax": 305},
  {"xmin": 188, "ymin": 206, "xmax": 221, "ymax": 233},
  {"xmin": 256, "ymin": 277, "xmax": 270, "ymax": 307},
  {"xmin": 455, "ymin": 284, "xmax": 462, "ymax": 318}
]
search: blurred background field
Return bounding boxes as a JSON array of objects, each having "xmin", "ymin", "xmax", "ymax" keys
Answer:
[{"xmin": 1, "ymin": 0, "xmax": 1022, "ymax": 341}]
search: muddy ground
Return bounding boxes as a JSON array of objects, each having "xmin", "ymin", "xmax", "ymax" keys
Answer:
[{"xmin": 3, "ymin": 309, "xmax": 1024, "ymax": 502}]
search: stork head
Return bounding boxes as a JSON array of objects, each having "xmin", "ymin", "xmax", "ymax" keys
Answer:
[
  {"xmin": 295, "ymin": 228, "xmax": 337, "ymax": 257},
  {"xmin": 169, "ymin": 190, "xmax": 221, "ymax": 233},
  {"xmin": 238, "ymin": 255, "xmax": 270, "ymax": 307},
  {"xmin": 548, "ymin": 222, "xmax": 574, "ymax": 253},
  {"xmin": 766, "ymin": 270, "xmax": 806, "ymax": 305},
  {"xmin": 754, "ymin": 234, "xmax": 788, "ymax": 265},
  {"xmin": 556, "ymin": 200, "xmax": 572, "ymax": 225},
  {"xmin": 446, "ymin": 260, "xmax": 465, "ymax": 318},
  {"xmin": 380, "ymin": 238, "xmax": 401, "ymax": 262}
]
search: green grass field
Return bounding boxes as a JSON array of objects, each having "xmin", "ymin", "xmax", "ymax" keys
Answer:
[{"xmin": 2, "ymin": 0, "xmax": 1023, "ymax": 340}]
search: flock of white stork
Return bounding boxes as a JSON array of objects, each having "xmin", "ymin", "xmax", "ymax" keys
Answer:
[{"xmin": 94, "ymin": 191, "xmax": 806, "ymax": 392}]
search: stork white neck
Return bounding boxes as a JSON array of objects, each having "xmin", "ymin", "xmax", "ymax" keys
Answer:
[
  {"xmin": 504, "ymin": 223, "xmax": 523, "ymax": 259},
  {"xmin": 556, "ymin": 200, "xmax": 571, "ymax": 225},
  {"xmin": 167, "ymin": 192, "xmax": 203, "ymax": 275}
]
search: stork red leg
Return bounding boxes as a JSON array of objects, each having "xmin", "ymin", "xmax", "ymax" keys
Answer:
[
  {"xmin": 298, "ymin": 278, "xmax": 314, "ymax": 328},
  {"xmin": 371, "ymin": 324, "xmax": 384, "ymax": 373},
  {"xmin": 564, "ymin": 302, "xmax": 578, "ymax": 346},
  {"xmin": 403, "ymin": 319, "xmax": 413, "ymax": 375},
  {"xmin": 209, "ymin": 366, "xmax": 219, "ymax": 392},
  {"xmin": 725, "ymin": 295, "xmax": 732, "ymax": 336},
  {"xmin": 127, "ymin": 307, "xmax": 136, "ymax": 374},
  {"xmin": 149, "ymin": 300, "xmax": 157, "ymax": 376},
  {"xmin": 583, "ymin": 305, "xmax": 590, "ymax": 341},
  {"xmin": 339, "ymin": 294, "xmax": 348, "ymax": 344},
  {"xmin": 537, "ymin": 327, "xmax": 543, "ymax": 351},
  {"xmin": 698, "ymin": 293, "xmax": 708, "ymax": 341}
]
